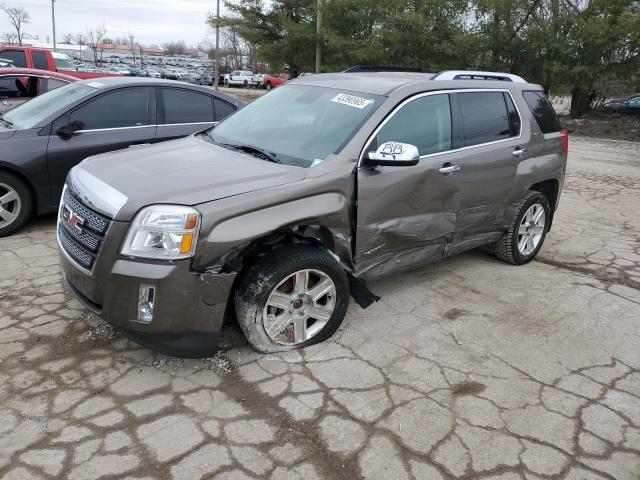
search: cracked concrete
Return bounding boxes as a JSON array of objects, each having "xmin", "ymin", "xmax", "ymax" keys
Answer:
[{"xmin": 1, "ymin": 136, "xmax": 639, "ymax": 479}]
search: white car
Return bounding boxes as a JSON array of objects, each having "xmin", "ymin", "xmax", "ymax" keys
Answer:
[
  {"xmin": 147, "ymin": 70, "xmax": 161, "ymax": 78},
  {"xmin": 224, "ymin": 70, "xmax": 254, "ymax": 88}
]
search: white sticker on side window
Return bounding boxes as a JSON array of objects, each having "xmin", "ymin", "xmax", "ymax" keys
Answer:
[
  {"xmin": 331, "ymin": 93, "xmax": 373, "ymax": 109},
  {"xmin": 85, "ymin": 81, "xmax": 105, "ymax": 88}
]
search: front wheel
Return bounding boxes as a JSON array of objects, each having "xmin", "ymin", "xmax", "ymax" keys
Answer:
[
  {"xmin": 224, "ymin": 79, "xmax": 229, "ymax": 87},
  {"xmin": 243, "ymin": 80, "xmax": 248, "ymax": 88},
  {"xmin": 235, "ymin": 245, "xmax": 350, "ymax": 353},
  {"xmin": 265, "ymin": 82, "xmax": 273, "ymax": 91},
  {"xmin": 494, "ymin": 190, "xmax": 550, "ymax": 265},
  {"xmin": 0, "ymin": 171, "xmax": 32, "ymax": 237}
]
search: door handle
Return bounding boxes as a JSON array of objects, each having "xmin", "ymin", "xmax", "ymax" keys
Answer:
[
  {"xmin": 512, "ymin": 148, "xmax": 528, "ymax": 157},
  {"xmin": 438, "ymin": 164, "xmax": 461, "ymax": 175}
]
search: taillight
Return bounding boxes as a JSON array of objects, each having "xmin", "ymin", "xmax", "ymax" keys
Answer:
[{"xmin": 561, "ymin": 129, "xmax": 569, "ymax": 155}]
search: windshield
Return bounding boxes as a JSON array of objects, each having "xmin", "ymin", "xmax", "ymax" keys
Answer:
[
  {"xmin": 3, "ymin": 83, "xmax": 94, "ymax": 129},
  {"xmin": 200, "ymin": 84, "xmax": 383, "ymax": 167}
]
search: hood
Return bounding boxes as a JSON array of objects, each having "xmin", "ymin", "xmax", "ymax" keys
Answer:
[{"xmin": 68, "ymin": 135, "xmax": 305, "ymax": 221}]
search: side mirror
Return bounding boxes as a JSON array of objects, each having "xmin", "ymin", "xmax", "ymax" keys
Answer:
[
  {"xmin": 56, "ymin": 120, "xmax": 84, "ymax": 139},
  {"xmin": 365, "ymin": 141, "xmax": 420, "ymax": 167}
]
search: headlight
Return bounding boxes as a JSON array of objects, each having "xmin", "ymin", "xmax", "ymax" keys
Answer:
[{"xmin": 121, "ymin": 205, "xmax": 201, "ymax": 260}]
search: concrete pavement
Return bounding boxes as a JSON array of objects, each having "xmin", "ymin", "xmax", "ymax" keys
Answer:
[{"xmin": 0, "ymin": 136, "xmax": 639, "ymax": 479}]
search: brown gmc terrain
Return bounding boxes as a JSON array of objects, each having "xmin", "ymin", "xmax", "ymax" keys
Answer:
[{"xmin": 57, "ymin": 70, "xmax": 568, "ymax": 357}]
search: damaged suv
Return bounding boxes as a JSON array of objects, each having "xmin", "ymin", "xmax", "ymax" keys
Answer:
[{"xmin": 58, "ymin": 70, "xmax": 568, "ymax": 356}]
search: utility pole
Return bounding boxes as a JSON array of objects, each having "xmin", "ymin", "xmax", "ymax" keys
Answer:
[
  {"xmin": 315, "ymin": 0, "xmax": 322, "ymax": 73},
  {"xmin": 51, "ymin": 0, "xmax": 57, "ymax": 52},
  {"xmin": 214, "ymin": 0, "xmax": 220, "ymax": 90}
]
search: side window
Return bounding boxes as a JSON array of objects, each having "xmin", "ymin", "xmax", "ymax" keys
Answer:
[
  {"xmin": 0, "ymin": 76, "xmax": 21, "ymax": 98},
  {"xmin": 46, "ymin": 78, "xmax": 68, "ymax": 92},
  {"xmin": 370, "ymin": 94, "xmax": 452, "ymax": 156},
  {"xmin": 162, "ymin": 89, "xmax": 215, "ymax": 124},
  {"xmin": 1, "ymin": 50, "xmax": 27, "ymax": 68},
  {"xmin": 503, "ymin": 92, "xmax": 521, "ymax": 137},
  {"xmin": 459, "ymin": 92, "xmax": 510, "ymax": 146},
  {"xmin": 33, "ymin": 51, "xmax": 49, "ymax": 70},
  {"xmin": 522, "ymin": 91, "xmax": 562, "ymax": 134},
  {"xmin": 214, "ymin": 98, "xmax": 235, "ymax": 121},
  {"xmin": 70, "ymin": 88, "xmax": 149, "ymax": 130}
]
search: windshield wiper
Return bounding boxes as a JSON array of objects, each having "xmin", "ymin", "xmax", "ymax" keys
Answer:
[
  {"xmin": 0, "ymin": 116, "xmax": 13, "ymax": 128},
  {"xmin": 220, "ymin": 143, "xmax": 281, "ymax": 164}
]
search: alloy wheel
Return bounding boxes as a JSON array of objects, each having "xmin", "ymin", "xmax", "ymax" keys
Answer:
[
  {"xmin": 263, "ymin": 269, "xmax": 336, "ymax": 346},
  {"xmin": 517, "ymin": 203, "xmax": 545, "ymax": 256},
  {"xmin": 0, "ymin": 182, "xmax": 21, "ymax": 229}
]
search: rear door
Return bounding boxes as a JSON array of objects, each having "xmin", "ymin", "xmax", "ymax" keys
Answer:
[
  {"xmin": 447, "ymin": 90, "xmax": 524, "ymax": 253},
  {"xmin": 46, "ymin": 86, "xmax": 156, "ymax": 204},
  {"xmin": 156, "ymin": 87, "xmax": 218, "ymax": 141}
]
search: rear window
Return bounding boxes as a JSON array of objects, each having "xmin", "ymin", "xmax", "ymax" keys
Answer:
[
  {"xmin": 523, "ymin": 91, "xmax": 562, "ymax": 134},
  {"xmin": 459, "ymin": 91, "xmax": 510, "ymax": 147},
  {"xmin": 33, "ymin": 51, "xmax": 49, "ymax": 70}
]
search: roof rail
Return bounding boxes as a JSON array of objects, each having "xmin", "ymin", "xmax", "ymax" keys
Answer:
[
  {"xmin": 343, "ymin": 65, "xmax": 425, "ymax": 73},
  {"xmin": 432, "ymin": 70, "xmax": 527, "ymax": 83}
]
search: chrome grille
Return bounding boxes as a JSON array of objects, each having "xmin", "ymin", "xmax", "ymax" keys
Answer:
[{"xmin": 58, "ymin": 189, "xmax": 112, "ymax": 270}]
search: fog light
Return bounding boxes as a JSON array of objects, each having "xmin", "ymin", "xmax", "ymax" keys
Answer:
[{"xmin": 137, "ymin": 285, "xmax": 156, "ymax": 323}]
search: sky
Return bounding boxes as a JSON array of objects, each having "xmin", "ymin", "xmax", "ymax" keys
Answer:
[{"xmin": 0, "ymin": 0, "xmax": 228, "ymax": 47}]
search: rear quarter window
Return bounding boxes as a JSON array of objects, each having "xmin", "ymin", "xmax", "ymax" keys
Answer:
[{"xmin": 523, "ymin": 91, "xmax": 562, "ymax": 134}]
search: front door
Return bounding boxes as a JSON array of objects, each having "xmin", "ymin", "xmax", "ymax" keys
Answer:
[
  {"xmin": 355, "ymin": 92, "xmax": 461, "ymax": 278},
  {"xmin": 46, "ymin": 87, "xmax": 156, "ymax": 205}
]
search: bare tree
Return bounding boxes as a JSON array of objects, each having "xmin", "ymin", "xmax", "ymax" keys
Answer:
[
  {"xmin": 128, "ymin": 32, "xmax": 137, "ymax": 66},
  {"xmin": 1, "ymin": 5, "xmax": 31, "ymax": 45},
  {"xmin": 86, "ymin": 24, "xmax": 107, "ymax": 65},
  {"xmin": 220, "ymin": 26, "xmax": 247, "ymax": 69},
  {"xmin": 62, "ymin": 33, "xmax": 74, "ymax": 44},
  {"xmin": 1, "ymin": 31, "xmax": 17, "ymax": 44},
  {"xmin": 162, "ymin": 40, "xmax": 187, "ymax": 56}
]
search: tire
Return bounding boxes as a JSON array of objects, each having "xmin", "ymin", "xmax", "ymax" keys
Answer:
[
  {"xmin": 265, "ymin": 82, "xmax": 272, "ymax": 91},
  {"xmin": 494, "ymin": 190, "xmax": 550, "ymax": 265},
  {"xmin": 0, "ymin": 171, "xmax": 32, "ymax": 237},
  {"xmin": 235, "ymin": 245, "xmax": 350, "ymax": 353},
  {"xmin": 243, "ymin": 80, "xmax": 248, "ymax": 88},
  {"xmin": 224, "ymin": 79, "xmax": 229, "ymax": 87}
]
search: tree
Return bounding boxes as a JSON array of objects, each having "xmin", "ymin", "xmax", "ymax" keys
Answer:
[
  {"xmin": 128, "ymin": 32, "xmax": 137, "ymax": 66},
  {"xmin": 215, "ymin": 0, "xmax": 316, "ymax": 75},
  {"xmin": 86, "ymin": 24, "xmax": 107, "ymax": 65},
  {"xmin": 1, "ymin": 5, "xmax": 31, "ymax": 45},
  {"xmin": 163, "ymin": 40, "xmax": 187, "ymax": 56}
]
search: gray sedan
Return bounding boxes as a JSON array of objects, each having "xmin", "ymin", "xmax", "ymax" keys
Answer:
[{"xmin": 0, "ymin": 77, "xmax": 242, "ymax": 236}]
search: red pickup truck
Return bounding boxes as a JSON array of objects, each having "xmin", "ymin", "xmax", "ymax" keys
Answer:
[
  {"xmin": 0, "ymin": 45, "xmax": 120, "ymax": 80},
  {"xmin": 261, "ymin": 73, "xmax": 289, "ymax": 90}
]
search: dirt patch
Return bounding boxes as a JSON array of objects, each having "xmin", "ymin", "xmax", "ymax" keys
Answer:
[
  {"xmin": 451, "ymin": 381, "xmax": 486, "ymax": 396},
  {"xmin": 562, "ymin": 110, "xmax": 640, "ymax": 142}
]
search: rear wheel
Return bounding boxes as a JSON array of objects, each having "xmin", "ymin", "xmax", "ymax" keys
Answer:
[
  {"xmin": 235, "ymin": 245, "xmax": 350, "ymax": 353},
  {"xmin": 0, "ymin": 171, "xmax": 32, "ymax": 237},
  {"xmin": 494, "ymin": 190, "xmax": 550, "ymax": 265},
  {"xmin": 243, "ymin": 80, "xmax": 248, "ymax": 88},
  {"xmin": 266, "ymin": 82, "xmax": 273, "ymax": 91},
  {"xmin": 224, "ymin": 78, "xmax": 229, "ymax": 87}
]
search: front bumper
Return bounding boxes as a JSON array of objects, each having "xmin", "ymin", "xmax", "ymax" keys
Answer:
[{"xmin": 60, "ymin": 251, "xmax": 236, "ymax": 358}]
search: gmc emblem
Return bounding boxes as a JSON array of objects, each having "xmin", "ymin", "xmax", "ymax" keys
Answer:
[{"xmin": 63, "ymin": 205, "xmax": 85, "ymax": 235}]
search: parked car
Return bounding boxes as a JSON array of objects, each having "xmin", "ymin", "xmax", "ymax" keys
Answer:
[
  {"xmin": 147, "ymin": 70, "xmax": 161, "ymax": 78},
  {"xmin": 55, "ymin": 70, "xmax": 568, "ymax": 357},
  {"xmin": 604, "ymin": 96, "xmax": 640, "ymax": 115},
  {"xmin": 0, "ymin": 46, "xmax": 122, "ymax": 80},
  {"xmin": 261, "ymin": 73, "xmax": 290, "ymax": 90},
  {"xmin": 224, "ymin": 70, "xmax": 253, "ymax": 88},
  {"xmin": 0, "ymin": 68, "xmax": 77, "ymax": 114},
  {"xmin": 0, "ymin": 77, "xmax": 242, "ymax": 236}
]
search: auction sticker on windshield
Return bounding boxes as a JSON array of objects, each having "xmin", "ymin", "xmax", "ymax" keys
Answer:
[{"xmin": 331, "ymin": 93, "xmax": 373, "ymax": 109}]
